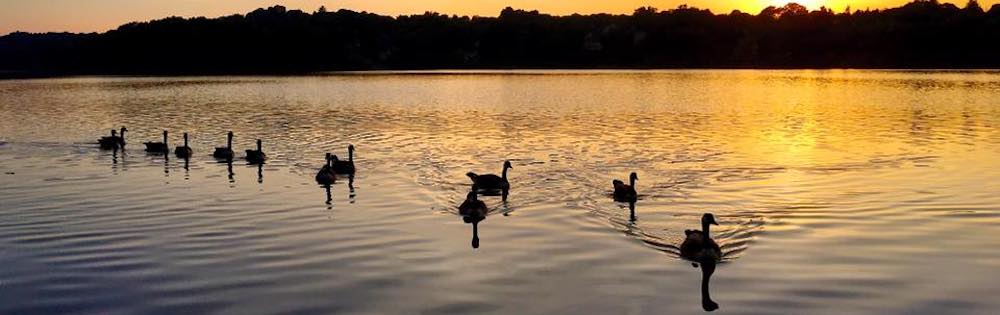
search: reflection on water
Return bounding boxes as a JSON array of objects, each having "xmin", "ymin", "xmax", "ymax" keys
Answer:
[
  {"xmin": 0, "ymin": 70, "xmax": 999, "ymax": 314},
  {"xmin": 700, "ymin": 261, "xmax": 720, "ymax": 312}
]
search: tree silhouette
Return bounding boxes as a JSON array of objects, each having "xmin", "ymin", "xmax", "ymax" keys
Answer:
[{"xmin": 1, "ymin": 1, "xmax": 998, "ymax": 76}]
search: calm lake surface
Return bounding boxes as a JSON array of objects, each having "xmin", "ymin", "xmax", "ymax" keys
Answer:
[{"xmin": 1, "ymin": 70, "xmax": 999, "ymax": 314}]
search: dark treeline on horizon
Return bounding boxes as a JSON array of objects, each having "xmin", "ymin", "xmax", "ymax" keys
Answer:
[{"xmin": 2, "ymin": 0, "xmax": 999, "ymax": 75}]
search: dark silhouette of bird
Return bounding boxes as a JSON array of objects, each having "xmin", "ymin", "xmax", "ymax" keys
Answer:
[
  {"xmin": 213, "ymin": 131, "xmax": 235, "ymax": 160},
  {"xmin": 315, "ymin": 153, "xmax": 337, "ymax": 185},
  {"xmin": 144, "ymin": 130, "xmax": 169, "ymax": 153},
  {"xmin": 331, "ymin": 144, "xmax": 356, "ymax": 174},
  {"xmin": 613, "ymin": 172, "xmax": 638, "ymax": 202},
  {"xmin": 245, "ymin": 139, "xmax": 266, "ymax": 164},
  {"xmin": 467, "ymin": 160, "xmax": 512, "ymax": 200},
  {"xmin": 174, "ymin": 132, "xmax": 193, "ymax": 158},
  {"xmin": 680, "ymin": 213, "xmax": 722, "ymax": 263}
]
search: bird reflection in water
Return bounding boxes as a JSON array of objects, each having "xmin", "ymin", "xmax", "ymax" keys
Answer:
[
  {"xmin": 681, "ymin": 213, "xmax": 723, "ymax": 312},
  {"xmin": 256, "ymin": 163, "xmax": 263, "ymax": 184},
  {"xmin": 459, "ymin": 185, "xmax": 489, "ymax": 249},
  {"xmin": 162, "ymin": 154, "xmax": 170, "ymax": 177},
  {"xmin": 182, "ymin": 156, "xmax": 190, "ymax": 180},
  {"xmin": 324, "ymin": 184, "xmax": 333, "ymax": 209},
  {"xmin": 697, "ymin": 261, "xmax": 719, "ymax": 312},
  {"xmin": 348, "ymin": 174, "xmax": 356, "ymax": 203},
  {"xmin": 226, "ymin": 160, "xmax": 234, "ymax": 184},
  {"xmin": 628, "ymin": 200, "xmax": 637, "ymax": 222}
]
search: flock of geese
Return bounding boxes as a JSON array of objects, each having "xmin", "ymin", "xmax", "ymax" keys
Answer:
[
  {"xmin": 97, "ymin": 126, "xmax": 722, "ymax": 264},
  {"xmin": 97, "ymin": 126, "xmax": 723, "ymax": 311}
]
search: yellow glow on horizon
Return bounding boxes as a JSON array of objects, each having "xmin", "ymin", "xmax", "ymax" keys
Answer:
[{"xmin": 1, "ymin": 0, "xmax": 997, "ymax": 34}]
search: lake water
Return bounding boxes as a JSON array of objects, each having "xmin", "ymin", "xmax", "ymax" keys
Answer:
[{"xmin": 1, "ymin": 70, "xmax": 999, "ymax": 314}]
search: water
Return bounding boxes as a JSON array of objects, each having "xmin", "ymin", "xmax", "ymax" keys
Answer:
[{"xmin": 1, "ymin": 70, "xmax": 998, "ymax": 314}]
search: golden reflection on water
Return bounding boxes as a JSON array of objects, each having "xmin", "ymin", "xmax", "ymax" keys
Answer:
[{"xmin": 0, "ymin": 70, "xmax": 999, "ymax": 314}]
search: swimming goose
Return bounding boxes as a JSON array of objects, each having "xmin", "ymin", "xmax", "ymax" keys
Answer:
[
  {"xmin": 116, "ymin": 127, "xmax": 127, "ymax": 148},
  {"xmin": 245, "ymin": 139, "xmax": 266, "ymax": 164},
  {"xmin": 613, "ymin": 172, "xmax": 638, "ymax": 202},
  {"xmin": 315, "ymin": 153, "xmax": 337, "ymax": 185},
  {"xmin": 680, "ymin": 213, "xmax": 722, "ymax": 263},
  {"xmin": 459, "ymin": 186, "xmax": 488, "ymax": 249},
  {"xmin": 459, "ymin": 187, "xmax": 488, "ymax": 222},
  {"xmin": 98, "ymin": 129, "xmax": 120, "ymax": 149},
  {"xmin": 144, "ymin": 130, "xmax": 169, "ymax": 153},
  {"xmin": 99, "ymin": 126, "xmax": 128, "ymax": 149},
  {"xmin": 467, "ymin": 160, "xmax": 512, "ymax": 195},
  {"xmin": 331, "ymin": 144, "xmax": 356, "ymax": 174},
  {"xmin": 174, "ymin": 132, "xmax": 193, "ymax": 158},
  {"xmin": 213, "ymin": 131, "xmax": 235, "ymax": 160}
]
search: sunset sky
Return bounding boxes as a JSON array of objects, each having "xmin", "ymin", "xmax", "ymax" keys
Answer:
[{"xmin": 1, "ymin": 0, "xmax": 995, "ymax": 35}]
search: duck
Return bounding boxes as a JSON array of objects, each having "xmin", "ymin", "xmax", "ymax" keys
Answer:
[
  {"xmin": 467, "ymin": 160, "xmax": 512, "ymax": 194},
  {"xmin": 144, "ymin": 130, "xmax": 169, "ymax": 153},
  {"xmin": 331, "ymin": 144, "xmax": 356, "ymax": 174},
  {"xmin": 213, "ymin": 131, "xmax": 235, "ymax": 160},
  {"xmin": 315, "ymin": 153, "xmax": 337, "ymax": 185},
  {"xmin": 680, "ymin": 213, "xmax": 722, "ymax": 263},
  {"xmin": 612, "ymin": 172, "xmax": 638, "ymax": 202},
  {"xmin": 98, "ymin": 129, "xmax": 120, "ymax": 149},
  {"xmin": 174, "ymin": 132, "xmax": 193, "ymax": 158},
  {"xmin": 245, "ymin": 139, "xmax": 266, "ymax": 164}
]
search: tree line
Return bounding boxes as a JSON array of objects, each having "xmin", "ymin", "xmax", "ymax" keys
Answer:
[{"xmin": 1, "ymin": 0, "xmax": 999, "ymax": 75}]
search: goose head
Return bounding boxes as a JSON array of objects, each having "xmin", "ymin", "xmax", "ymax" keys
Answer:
[
  {"xmin": 629, "ymin": 172, "xmax": 638, "ymax": 182},
  {"xmin": 503, "ymin": 160, "xmax": 513, "ymax": 170},
  {"xmin": 702, "ymin": 213, "xmax": 719, "ymax": 226}
]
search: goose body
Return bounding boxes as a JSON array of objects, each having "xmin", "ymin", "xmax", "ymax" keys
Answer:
[
  {"xmin": 213, "ymin": 131, "xmax": 235, "ymax": 160},
  {"xmin": 680, "ymin": 213, "xmax": 722, "ymax": 263},
  {"xmin": 459, "ymin": 188, "xmax": 488, "ymax": 249},
  {"xmin": 459, "ymin": 190, "xmax": 488, "ymax": 222},
  {"xmin": 331, "ymin": 144, "xmax": 356, "ymax": 174},
  {"xmin": 98, "ymin": 127, "xmax": 127, "ymax": 149},
  {"xmin": 612, "ymin": 172, "xmax": 638, "ymax": 202},
  {"xmin": 98, "ymin": 130, "xmax": 120, "ymax": 149},
  {"xmin": 174, "ymin": 133, "xmax": 193, "ymax": 158},
  {"xmin": 467, "ymin": 160, "xmax": 512, "ymax": 192},
  {"xmin": 315, "ymin": 153, "xmax": 337, "ymax": 185},
  {"xmin": 144, "ymin": 130, "xmax": 169, "ymax": 153},
  {"xmin": 245, "ymin": 139, "xmax": 266, "ymax": 164}
]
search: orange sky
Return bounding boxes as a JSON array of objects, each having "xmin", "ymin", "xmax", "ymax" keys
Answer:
[{"xmin": 1, "ymin": 0, "xmax": 995, "ymax": 35}]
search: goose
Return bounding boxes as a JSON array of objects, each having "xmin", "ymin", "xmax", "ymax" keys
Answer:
[
  {"xmin": 467, "ymin": 160, "xmax": 512, "ymax": 194},
  {"xmin": 174, "ymin": 132, "xmax": 193, "ymax": 158},
  {"xmin": 613, "ymin": 172, "xmax": 638, "ymax": 202},
  {"xmin": 98, "ymin": 129, "xmax": 120, "ymax": 149},
  {"xmin": 213, "ymin": 131, "xmax": 235, "ymax": 160},
  {"xmin": 144, "ymin": 130, "xmax": 169, "ymax": 153},
  {"xmin": 315, "ymin": 153, "xmax": 337, "ymax": 185},
  {"xmin": 459, "ymin": 186, "xmax": 488, "ymax": 249},
  {"xmin": 245, "ymin": 139, "xmax": 266, "ymax": 164},
  {"xmin": 98, "ymin": 126, "xmax": 128, "ymax": 149},
  {"xmin": 459, "ymin": 187, "xmax": 488, "ymax": 221},
  {"xmin": 116, "ymin": 126, "xmax": 127, "ymax": 148},
  {"xmin": 331, "ymin": 144, "xmax": 356, "ymax": 174},
  {"xmin": 680, "ymin": 213, "xmax": 722, "ymax": 263}
]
